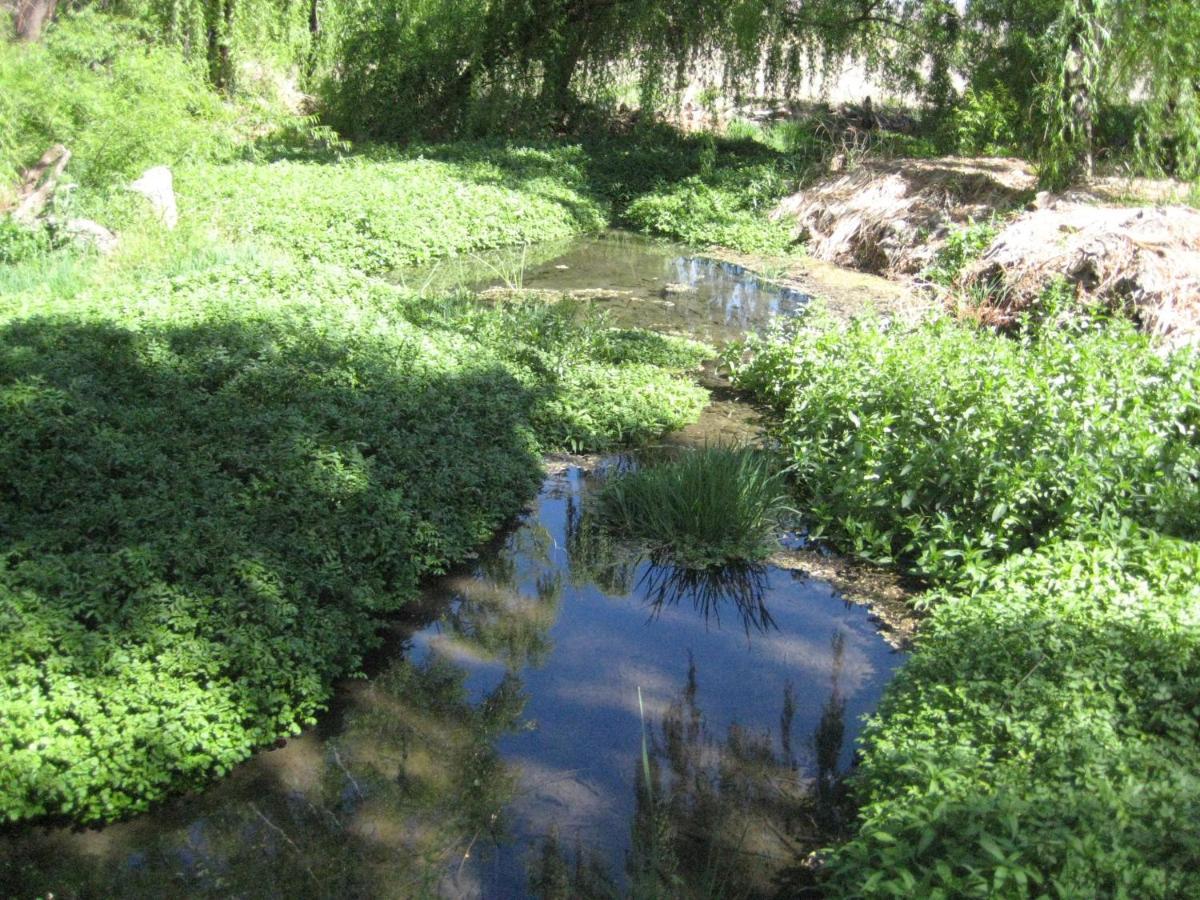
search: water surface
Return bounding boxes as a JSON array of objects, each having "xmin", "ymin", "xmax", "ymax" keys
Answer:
[
  {"xmin": 400, "ymin": 231, "xmax": 810, "ymax": 344},
  {"xmin": 1, "ymin": 235, "xmax": 905, "ymax": 900}
]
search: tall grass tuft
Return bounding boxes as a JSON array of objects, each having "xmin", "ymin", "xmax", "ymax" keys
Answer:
[{"xmin": 599, "ymin": 445, "xmax": 792, "ymax": 568}]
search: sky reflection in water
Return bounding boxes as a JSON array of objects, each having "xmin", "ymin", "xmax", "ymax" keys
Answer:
[{"xmin": 1, "ymin": 239, "xmax": 902, "ymax": 900}]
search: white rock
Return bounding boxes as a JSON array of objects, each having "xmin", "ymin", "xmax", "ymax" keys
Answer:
[
  {"xmin": 129, "ymin": 166, "xmax": 178, "ymax": 229},
  {"xmin": 60, "ymin": 218, "xmax": 118, "ymax": 254}
]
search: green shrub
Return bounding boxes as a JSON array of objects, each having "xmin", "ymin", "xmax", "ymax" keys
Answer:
[
  {"xmin": 598, "ymin": 446, "xmax": 792, "ymax": 567},
  {"xmin": 0, "ymin": 12, "xmax": 233, "ymax": 188},
  {"xmin": 0, "ymin": 219, "xmax": 53, "ymax": 266},
  {"xmin": 624, "ymin": 176, "xmax": 794, "ymax": 253},
  {"xmin": 730, "ymin": 310, "xmax": 1200, "ymax": 581},
  {"xmin": 826, "ymin": 528, "xmax": 1200, "ymax": 898},
  {"xmin": 923, "ymin": 216, "xmax": 1000, "ymax": 287},
  {"xmin": 937, "ymin": 86, "xmax": 1024, "ymax": 157}
]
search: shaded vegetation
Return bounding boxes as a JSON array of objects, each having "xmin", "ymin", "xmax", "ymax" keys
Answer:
[{"xmin": 0, "ymin": 254, "xmax": 705, "ymax": 823}]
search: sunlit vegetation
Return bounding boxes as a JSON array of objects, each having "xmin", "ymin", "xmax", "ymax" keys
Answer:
[
  {"xmin": 827, "ymin": 530, "xmax": 1200, "ymax": 897},
  {"xmin": 731, "ymin": 305, "xmax": 1200, "ymax": 894},
  {"xmin": 731, "ymin": 306, "xmax": 1200, "ymax": 583},
  {"xmin": 599, "ymin": 447, "xmax": 793, "ymax": 568}
]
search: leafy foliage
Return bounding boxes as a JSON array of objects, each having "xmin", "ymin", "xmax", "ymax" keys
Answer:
[
  {"xmin": 624, "ymin": 177, "xmax": 794, "ymax": 254},
  {"xmin": 825, "ymin": 528, "xmax": 1200, "ymax": 897},
  {"xmin": 180, "ymin": 145, "xmax": 608, "ymax": 273},
  {"xmin": 936, "ymin": 86, "xmax": 1022, "ymax": 157},
  {"xmin": 730, "ymin": 309, "xmax": 1200, "ymax": 582},
  {"xmin": 733, "ymin": 302, "xmax": 1200, "ymax": 895},
  {"xmin": 0, "ymin": 13, "xmax": 233, "ymax": 187},
  {"xmin": 598, "ymin": 446, "xmax": 792, "ymax": 568},
  {"xmin": 923, "ymin": 216, "xmax": 1000, "ymax": 287},
  {"xmin": 0, "ymin": 152, "xmax": 706, "ymax": 824}
]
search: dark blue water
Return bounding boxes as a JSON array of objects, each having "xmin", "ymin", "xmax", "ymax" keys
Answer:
[{"xmin": 413, "ymin": 463, "xmax": 906, "ymax": 897}]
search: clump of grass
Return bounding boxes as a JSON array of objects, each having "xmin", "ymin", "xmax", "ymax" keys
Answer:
[{"xmin": 598, "ymin": 446, "xmax": 792, "ymax": 568}]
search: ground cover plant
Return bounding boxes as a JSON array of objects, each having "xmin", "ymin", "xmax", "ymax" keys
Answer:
[
  {"xmin": 180, "ymin": 146, "xmax": 609, "ymax": 274},
  {"xmin": 730, "ymin": 306, "xmax": 1200, "ymax": 894},
  {"xmin": 598, "ymin": 446, "xmax": 792, "ymax": 568},
  {"xmin": 824, "ymin": 528, "xmax": 1200, "ymax": 897},
  {"xmin": 0, "ymin": 77, "xmax": 721, "ymax": 826}
]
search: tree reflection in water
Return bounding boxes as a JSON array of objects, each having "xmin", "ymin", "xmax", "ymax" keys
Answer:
[
  {"xmin": 530, "ymin": 635, "xmax": 852, "ymax": 900},
  {"xmin": 0, "ymin": 600, "xmax": 540, "ymax": 899}
]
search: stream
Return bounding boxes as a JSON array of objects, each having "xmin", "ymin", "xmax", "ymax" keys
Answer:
[{"xmin": 0, "ymin": 234, "xmax": 907, "ymax": 899}]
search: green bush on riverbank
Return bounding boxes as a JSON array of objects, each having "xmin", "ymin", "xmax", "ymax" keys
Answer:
[
  {"xmin": 826, "ymin": 529, "xmax": 1200, "ymax": 897},
  {"xmin": 730, "ymin": 310, "xmax": 1200, "ymax": 583},
  {"xmin": 731, "ymin": 310, "xmax": 1200, "ymax": 895}
]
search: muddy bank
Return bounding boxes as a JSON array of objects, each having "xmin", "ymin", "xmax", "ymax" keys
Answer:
[{"xmin": 771, "ymin": 157, "xmax": 1200, "ymax": 344}]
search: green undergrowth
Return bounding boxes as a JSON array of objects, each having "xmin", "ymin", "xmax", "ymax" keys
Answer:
[
  {"xmin": 826, "ymin": 528, "xmax": 1200, "ymax": 897},
  {"xmin": 0, "ymin": 13, "xmax": 234, "ymax": 190},
  {"xmin": 586, "ymin": 128, "xmax": 802, "ymax": 254},
  {"xmin": 730, "ymin": 307, "xmax": 1200, "ymax": 894},
  {"xmin": 731, "ymin": 308, "xmax": 1200, "ymax": 583},
  {"xmin": 0, "ymin": 173, "xmax": 706, "ymax": 824},
  {"xmin": 176, "ymin": 146, "xmax": 608, "ymax": 273},
  {"xmin": 598, "ymin": 446, "xmax": 792, "ymax": 568}
]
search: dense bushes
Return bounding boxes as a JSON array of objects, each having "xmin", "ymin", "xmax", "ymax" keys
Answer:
[
  {"xmin": 0, "ymin": 14, "xmax": 232, "ymax": 189},
  {"xmin": 825, "ymin": 530, "xmax": 1200, "ymax": 897},
  {"xmin": 731, "ymin": 308, "xmax": 1200, "ymax": 894},
  {"xmin": 731, "ymin": 310, "xmax": 1200, "ymax": 583}
]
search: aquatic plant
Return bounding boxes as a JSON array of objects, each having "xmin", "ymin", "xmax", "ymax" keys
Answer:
[{"xmin": 598, "ymin": 446, "xmax": 793, "ymax": 569}]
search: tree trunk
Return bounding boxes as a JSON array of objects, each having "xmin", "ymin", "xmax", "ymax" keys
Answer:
[
  {"xmin": 539, "ymin": 33, "xmax": 585, "ymax": 118},
  {"xmin": 13, "ymin": 0, "xmax": 57, "ymax": 41},
  {"xmin": 1066, "ymin": 0, "xmax": 1099, "ymax": 180},
  {"xmin": 206, "ymin": 0, "xmax": 236, "ymax": 89}
]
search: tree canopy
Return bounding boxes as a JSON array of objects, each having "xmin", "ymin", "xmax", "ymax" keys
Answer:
[{"xmin": 7, "ymin": 0, "xmax": 1200, "ymax": 183}]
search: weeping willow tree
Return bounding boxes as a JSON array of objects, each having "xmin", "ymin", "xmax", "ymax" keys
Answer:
[
  {"xmin": 918, "ymin": 0, "xmax": 1200, "ymax": 185},
  {"xmin": 321, "ymin": 0, "xmax": 914, "ymax": 139},
  {"xmin": 16, "ymin": 0, "xmax": 1194, "ymax": 184},
  {"xmin": 10, "ymin": 0, "xmax": 348, "ymax": 87}
]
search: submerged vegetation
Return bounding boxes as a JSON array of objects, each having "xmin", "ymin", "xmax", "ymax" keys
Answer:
[{"xmin": 599, "ymin": 447, "xmax": 792, "ymax": 569}]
